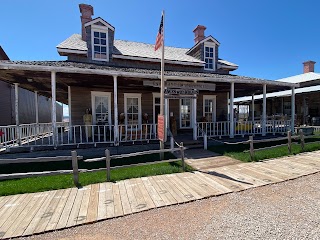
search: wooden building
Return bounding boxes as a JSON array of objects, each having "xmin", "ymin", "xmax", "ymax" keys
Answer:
[
  {"xmin": 0, "ymin": 46, "xmax": 63, "ymax": 126},
  {"xmin": 0, "ymin": 4, "xmax": 297, "ymax": 148}
]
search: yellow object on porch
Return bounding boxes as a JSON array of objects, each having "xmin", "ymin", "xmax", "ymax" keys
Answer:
[{"xmin": 235, "ymin": 122, "xmax": 253, "ymax": 131}]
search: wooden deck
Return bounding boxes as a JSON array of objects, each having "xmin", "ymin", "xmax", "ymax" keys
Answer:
[{"xmin": 1, "ymin": 151, "xmax": 320, "ymax": 239}]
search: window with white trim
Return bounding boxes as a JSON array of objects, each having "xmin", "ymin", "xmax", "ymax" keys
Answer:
[
  {"xmin": 153, "ymin": 93, "xmax": 161, "ymax": 125},
  {"xmin": 124, "ymin": 93, "xmax": 142, "ymax": 126},
  {"xmin": 91, "ymin": 92, "xmax": 112, "ymax": 125},
  {"xmin": 204, "ymin": 44, "xmax": 215, "ymax": 70},
  {"xmin": 92, "ymin": 29, "xmax": 108, "ymax": 61},
  {"xmin": 203, "ymin": 95, "xmax": 216, "ymax": 122}
]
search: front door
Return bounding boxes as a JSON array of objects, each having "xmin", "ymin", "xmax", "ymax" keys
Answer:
[{"xmin": 180, "ymin": 98, "xmax": 192, "ymax": 128}]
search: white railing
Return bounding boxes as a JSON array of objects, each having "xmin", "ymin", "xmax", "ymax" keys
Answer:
[
  {"xmin": 0, "ymin": 123, "xmax": 158, "ymax": 150},
  {"xmin": 313, "ymin": 126, "xmax": 320, "ymax": 133},
  {"xmin": 197, "ymin": 120, "xmax": 292, "ymax": 138}
]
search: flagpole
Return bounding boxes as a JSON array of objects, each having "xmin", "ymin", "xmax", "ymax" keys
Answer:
[{"xmin": 159, "ymin": 10, "xmax": 165, "ymax": 158}]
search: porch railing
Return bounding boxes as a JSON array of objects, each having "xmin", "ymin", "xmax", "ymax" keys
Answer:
[
  {"xmin": 0, "ymin": 123, "xmax": 158, "ymax": 150},
  {"xmin": 197, "ymin": 120, "xmax": 291, "ymax": 138}
]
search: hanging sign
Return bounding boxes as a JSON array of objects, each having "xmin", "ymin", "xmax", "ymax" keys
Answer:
[
  {"xmin": 157, "ymin": 115, "xmax": 165, "ymax": 142},
  {"xmin": 143, "ymin": 80, "xmax": 216, "ymax": 91}
]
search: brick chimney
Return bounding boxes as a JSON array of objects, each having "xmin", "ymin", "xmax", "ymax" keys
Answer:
[
  {"xmin": 79, "ymin": 4, "xmax": 94, "ymax": 41},
  {"xmin": 303, "ymin": 60, "xmax": 316, "ymax": 73},
  {"xmin": 193, "ymin": 25, "xmax": 206, "ymax": 44}
]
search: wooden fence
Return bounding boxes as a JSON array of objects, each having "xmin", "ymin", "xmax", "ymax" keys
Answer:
[
  {"xmin": 0, "ymin": 145, "xmax": 185, "ymax": 187},
  {"xmin": 0, "ymin": 155, "xmax": 83, "ymax": 184},
  {"xmin": 247, "ymin": 129, "xmax": 320, "ymax": 161}
]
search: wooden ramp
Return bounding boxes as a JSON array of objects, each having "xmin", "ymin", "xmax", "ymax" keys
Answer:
[{"xmin": 0, "ymin": 151, "xmax": 320, "ymax": 239}]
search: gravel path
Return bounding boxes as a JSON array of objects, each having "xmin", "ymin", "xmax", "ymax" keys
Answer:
[{"xmin": 22, "ymin": 172, "xmax": 320, "ymax": 240}]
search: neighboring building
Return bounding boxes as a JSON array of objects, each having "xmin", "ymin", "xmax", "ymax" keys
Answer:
[
  {"xmin": 235, "ymin": 61, "xmax": 320, "ymax": 126},
  {"xmin": 0, "ymin": 4, "xmax": 296, "ymax": 147},
  {"xmin": 0, "ymin": 46, "xmax": 63, "ymax": 125}
]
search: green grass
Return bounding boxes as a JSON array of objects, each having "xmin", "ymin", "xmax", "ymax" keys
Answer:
[
  {"xmin": 209, "ymin": 134, "xmax": 320, "ymax": 162},
  {"xmin": 0, "ymin": 153, "xmax": 194, "ymax": 196}
]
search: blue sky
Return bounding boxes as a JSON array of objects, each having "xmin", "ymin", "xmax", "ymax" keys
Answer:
[{"xmin": 1, "ymin": 0, "xmax": 319, "ymax": 81}]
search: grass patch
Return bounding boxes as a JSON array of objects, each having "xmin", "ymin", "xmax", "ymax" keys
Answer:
[
  {"xmin": 209, "ymin": 134, "xmax": 320, "ymax": 162},
  {"xmin": 0, "ymin": 153, "xmax": 194, "ymax": 196}
]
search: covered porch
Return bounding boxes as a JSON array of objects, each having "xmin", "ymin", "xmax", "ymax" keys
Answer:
[{"xmin": 0, "ymin": 61, "xmax": 298, "ymax": 150}]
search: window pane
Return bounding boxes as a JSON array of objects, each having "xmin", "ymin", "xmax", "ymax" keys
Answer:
[
  {"xmin": 94, "ymin": 38, "xmax": 99, "ymax": 44},
  {"xmin": 94, "ymin": 31, "xmax": 99, "ymax": 37},
  {"xmin": 101, "ymin": 47, "xmax": 107, "ymax": 53},
  {"xmin": 94, "ymin": 46, "xmax": 100, "ymax": 52},
  {"xmin": 155, "ymin": 97, "xmax": 160, "ymax": 104},
  {"xmin": 101, "ymin": 39, "xmax": 107, "ymax": 45},
  {"xmin": 101, "ymin": 32, "xmax": 106, "ymax": 38}
]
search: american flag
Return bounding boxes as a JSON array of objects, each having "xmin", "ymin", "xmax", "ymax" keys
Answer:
[{"xmin": 154, "ymin": 14, "xmax": 163, "ymax": 51}]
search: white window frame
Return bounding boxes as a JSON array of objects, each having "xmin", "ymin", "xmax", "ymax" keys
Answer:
[
  {"xmin": 203, "ymin": 95, "xmax": 217, "ymax": 122},
  {"xmin": 124, "ymin": 93, "xmax": 142, "ymax": 127},
  {"xmin": 91, "ymin": 25, "xmax": 109, "ymax": 62},
  {"xmin": 179, "ymin": 98, "xmax": 193, "ymax": 129},
  {"xmin": 152, "ymin": 93, "xmax": 160, "ymax": 125},
  {"xmin": 204, "ymin": 42, "xmax": 216, "ymax": 71},
  {"xmin": 91, "ymin": 91, "xmax": 112, "ymax": 125}
]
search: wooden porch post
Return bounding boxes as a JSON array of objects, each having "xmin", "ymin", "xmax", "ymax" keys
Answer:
[
  {"xmin": 251, "ymin": 94, "xmax": 255, "ymax": 122},
  {"xmin": 262, "ymin": 84, "xmax": 267, "ymax": 136},
  {"xmin": 113, "ymin": 75, "xmax": 119, "ymax": 145},
  {"xmin": 68, "ymin": 86, "xmax": 73, "ymax": 141},
  {"xmin": 34, "ymin": 91, "xmax": 39, "ymax": 125},
  {"xmin": 291, "ymin": 87, "xmax": 295, "ymax": 133},
  {"xmin": 51, "ymin": 71, "xmax": 58, "ymax": 148},
  {"xmin": 14, "ymin": 83, "xmax": 21, "ymax": 145},
  {"xmin": 229, "ymin": 82, "xmax": 234, "ymax": 138},
  {"xmin": 192, "ymin": 94, "xmax": 197, "ymax": 140}
]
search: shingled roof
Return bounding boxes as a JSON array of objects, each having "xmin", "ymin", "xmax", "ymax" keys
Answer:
[{"xmin": 56, "ymin": 34, "xmax": 237, "ymax": 67}]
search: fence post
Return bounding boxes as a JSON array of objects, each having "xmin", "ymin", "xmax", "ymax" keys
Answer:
[
  {"xmin": 299, "ymin": 129, "xmax": 305, "ymax": 151},
  {"xmin": 249, "ymin": 135, "xmax": 254, "ymax": 161},
  {"xmin": 71, "ymin": 150, "xmax": 79, "ymax": 187},
  {"xmin": 287, "ymin": 131, "xmax": 292, "ymax": 154},
  {"xmin": 204, "ymin": 133, "xmax": 208, "ymax": 150},
  {"xmin": 105, "ymin": 149, "xmax": 111, "ymax": 182},
  {"xmin": 180, "ymin": 142, "xmax": 185, "ymax": 172}
]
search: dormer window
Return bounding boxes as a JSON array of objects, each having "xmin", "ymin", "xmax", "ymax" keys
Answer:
[
  {"xmin": 204, "ymin": 43, "xmax": 215, "ymax": 70},
  {"xmin": 91, "ymin": 27, "xmax": 109, "ymax": 61}
]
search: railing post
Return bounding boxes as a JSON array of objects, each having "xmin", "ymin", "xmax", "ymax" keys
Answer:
[
  {"xmin": 71, "ymin": 150, "xmax": 79, "ymax": 187},
  {"xmin": 249, "ymin": 135, "xmax": 254, "ymax": 161},
  {"xmin": 287, "ymin": 131, "xmax": 292, "ymax": 154},
  {"xmin": 180, "ymin": 142, "xmax": 185, "ymax": 172},
  {"xmin": 299, "ymin": 129, "xmax": 305, "ymax": 151},
  {"xmin": 204, "ymin": 132, "xmax": 208, "ymax": 150},
  {"xmin": 105, "ymin": 149, "xmax": 111, "ymax": 182}
]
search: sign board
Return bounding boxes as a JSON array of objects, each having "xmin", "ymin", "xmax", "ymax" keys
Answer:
[
  {"xmin": 157, "ymin": 115, "xmax": 165, "ymax": 142},
  {"xmin": 164, "ymin": 95, "xmax": 197, "ymax": 99},
  {"xmin": 143, "ymin": 80, "xmax": 216, "ymax": 91},
  {"xmin": 164, "ymin": 89, "xmax": 199, "ymax": 95}
]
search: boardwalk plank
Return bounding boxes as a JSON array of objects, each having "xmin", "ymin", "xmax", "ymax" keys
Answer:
[
  {"xmin": 176, "ymin": 172, "xmax": 213, "ymax": 197},
  {"xmin": 129, "ymin": 178, "xmax": 149, "ymax": 212},
  {"xmin": 158, "ymin": 175, "xmax": 190, "ymax": 203},
  {"xmin": 140, "ymin": 177, "xmax": 166, "ymax": 207},
  {"xmin": 124, "ymin": 179, "xmax": 139, "ymax": 213},
  {"xmin": 194, "ymin": 171, "xmax": 233, "ymax": 194},
  {"xmin": 76, "ymin": 185, "xmax": 92, "ymax": 225},
  {"xmin": 0, "ymin": 194, "xmax": 23, "ymax": 228},
  {"xmin": 168, "ymin": 174, "xmax": 202, "ymax": 200},
  {"xmin": 247, "ymin": 162, "xmax": 291, "ymax": 180},
  {"xmin": 135, "ymin": 178, "xmax": 156, "ymax": 209},
  {"xmin": 117, "ymin": 181, "xmax": 132, "ymax": 215},
  {"xmin": 65, "ymin": 187, "xmax": 85, "ymax": 228},
  {"xmin": 97, "ymin": 183, "xmax": 107, "ymax": 220},
  {"xmin": 0, "ymin": 194, "xmax": 32, "ymax": 239},
  {"xmin": 150, "ymin": 176, "xmax": 178, "ymax": 205},
  {"xmin": 86, "ymin": 184, "xmax": 100, "ymax": 223},
  {"xmin": 23, "ymin": 190, "xmax": 59, "ymax": 236},
  {"xmin": 105, "ymin": 182, "xmax": 115, "ymax": 218},
  {"xmin": 11, "ymin": 191, "xmax": 52, "ymax": 238},
  {"xmin": 33, "ymin": 190, "xmax": 65, "ymax": 234},
  {"xmin": 44, "ymin": 189, "xmax": 71, "ymax": 232},
  {"xmin": 55, "ymin": 187, "xmax": 78, "ymax": 230},
  {"xmin": 0, "ymin": 196, "xmax": 10, "ymax": 211},
  {"xmin": 112, "ymin": 182, "xmax": 124, "ymax": 217},
  {"xmin": 187, "ymin": 173, "xmax": 223, "ymax": 196},
  {"xmin": 2, "ymin": 192, "xmax": 47, "ymax": 239}
]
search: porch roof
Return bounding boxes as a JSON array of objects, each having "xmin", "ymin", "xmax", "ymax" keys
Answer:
[{"xmin": 0, "ymin": 60, "xmax": 299, "ymax": 104}]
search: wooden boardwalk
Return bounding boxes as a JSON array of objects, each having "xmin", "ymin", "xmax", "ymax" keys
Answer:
[{"xmin": 0, "ymin": 151, "xmax": 320, "ymax": 239}]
